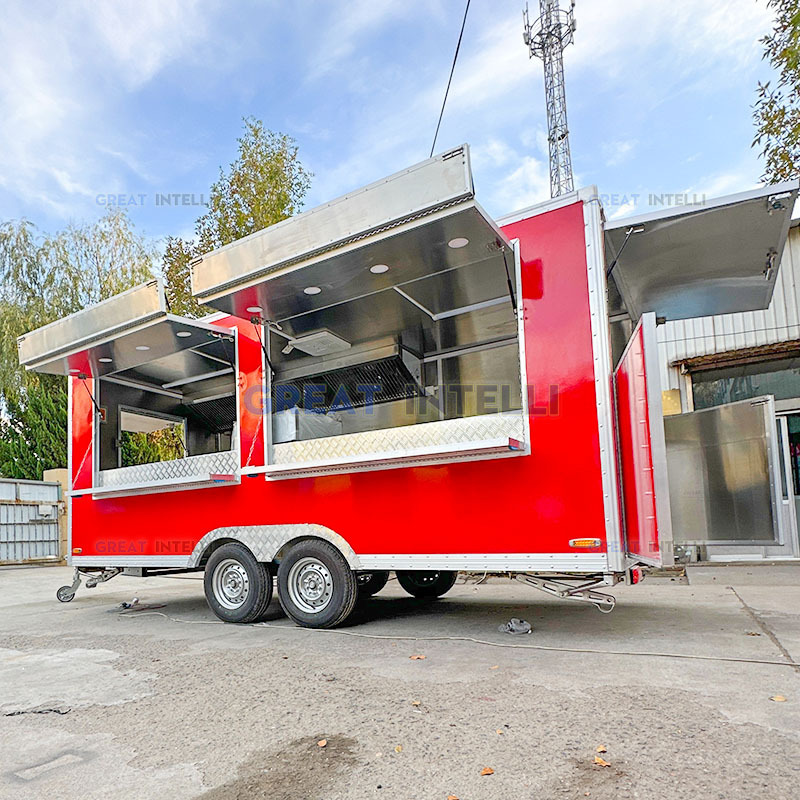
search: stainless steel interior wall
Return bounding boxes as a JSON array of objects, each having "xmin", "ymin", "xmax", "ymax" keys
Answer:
[{"xmin": 664, "ymin": 398, "xmax": 778, "ymax": 544}]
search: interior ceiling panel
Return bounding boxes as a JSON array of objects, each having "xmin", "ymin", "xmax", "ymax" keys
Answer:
[
  {"xmin": 17, "ymin": 279, "xmax": 235, "ymax": 378},
  {"xmin": 115, "ymin": 348, "xmax": 232, "ymax": 386},
  {"xmin": 605, "ymin": 181, "xmax": 798, "ymax": 321},
  {"xmin": 273, "ymin": 290, "xmax": 432, "ymax": 355},
  {"xmin": 202, "ymin": 203, "xmax": 510, "ymax": 324},
  {"xmin": 399, "ymin": 258, "xmax": 511, "ymax": 317}
]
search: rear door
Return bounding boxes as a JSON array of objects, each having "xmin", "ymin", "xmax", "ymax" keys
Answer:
[{"xmin": 614, "ymin": 313, "xmax": 673, "ymax": 566}]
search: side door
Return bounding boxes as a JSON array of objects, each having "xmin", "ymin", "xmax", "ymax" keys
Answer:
[{"xmin": 613, "ymin": 312, "xmax": 673, "ymax": 566}]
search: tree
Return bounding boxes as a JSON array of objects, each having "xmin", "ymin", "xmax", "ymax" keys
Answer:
[
  {"xmin": 0, "ymin": 209, "xmax": 156, "ymax": 478},
  {"xmin": 163, "ymin": 118, "xmax": 311, "ymax": 317},
  {"xmin": 754, "ymin": 0, "xmax": 800, "ymax": 182},
  {"xmin": 0, "ymin": 209, "xmax": 156, "ymax": 395},
  {"xmin": 1, "ymin": 119, "xmax": 311, "ymax": 477},
  {"xmin": 163, "ymin": 236, "xmax": 205, "ymax": 318},
  {"xmin": 197, "ymin": 117, "xmax": 312, "ymax": 252},
  {"xmin": 0, "ymin": 381, "xmax": 67, "ymax": 480}
]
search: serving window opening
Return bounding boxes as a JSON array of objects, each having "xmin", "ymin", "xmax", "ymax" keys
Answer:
[
  {"xmin": 189, "ymin": 146, "xmax": 530, "ymax": 474},
  {"xmin": 118, "ymin": 408, "xmax": 187, "ymax": 468},
  {"xmin": 253, "ymin": 236, "xmax": 527, "ymax": 471},
  {"xmin": 94, "ymin": 326, "xmax": 239, "ymax": 490}
]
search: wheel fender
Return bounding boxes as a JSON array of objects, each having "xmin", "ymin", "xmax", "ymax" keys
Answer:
[{"xmin": 188, "ymin": 524, "xmax": 361, "ymax": 569}]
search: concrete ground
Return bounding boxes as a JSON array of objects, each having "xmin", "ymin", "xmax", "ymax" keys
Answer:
[{"xmin": 1, "ymin": 565, "xmax": 799, "ymax": 799}]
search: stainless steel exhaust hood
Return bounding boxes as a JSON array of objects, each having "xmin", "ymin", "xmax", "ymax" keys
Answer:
[{"xmin": 273, "ymin": 338, "xmax": 423, "ymax": 411}]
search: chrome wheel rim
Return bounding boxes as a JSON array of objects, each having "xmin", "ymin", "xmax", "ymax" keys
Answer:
[
  {"xmin": 212, "ymin": 558, "xmax": 250, "ymax": 610},
  {"xmin": 287, "ymin": 557, "xmax": 333, "ymax": 614}
]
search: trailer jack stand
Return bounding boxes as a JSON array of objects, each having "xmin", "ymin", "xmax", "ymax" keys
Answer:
[
  {"xmin": 56, "ymin": 567, "xmax": 122, "ymax": 603},
  {"xmin": 513, "ymin": 574, "xmax": 616, "ymax": 613}
]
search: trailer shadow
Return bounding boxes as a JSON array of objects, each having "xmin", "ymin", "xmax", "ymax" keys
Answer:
[{"xmin": 141, "ymin": 577, "xmax": 730, "ymax": 643}]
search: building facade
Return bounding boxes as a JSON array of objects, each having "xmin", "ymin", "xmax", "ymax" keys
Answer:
[{"xmin": 656, "ymin": 219, "xmax": 800, "ymax": 561}]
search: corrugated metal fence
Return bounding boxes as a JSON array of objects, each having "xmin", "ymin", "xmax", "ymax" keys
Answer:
[{"xmin": 0, "ymin": 479, "xmax": 62, "ymax": 564}]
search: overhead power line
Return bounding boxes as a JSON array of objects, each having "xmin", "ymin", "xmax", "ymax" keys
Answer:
[{"xmin": 430, "ymin": 0, "xmax": 471, "ymax": 158}]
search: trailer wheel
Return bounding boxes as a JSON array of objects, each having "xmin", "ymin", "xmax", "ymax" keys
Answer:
[
  {"xmin": 356, "ymin": 570, "xmax": 390, "ymax": 597},
  {"xmin": 56, "ymin": 586, "xmax": 75, "ymax": 603},
  {"xmin": 204, "ymin": 543, "xmax": 273, "ymax": 623},
  {"xmin": 397, "ymin": 570, "xmax": 458, "ymax": 598},
  {"xmin": 277, "ymin": 540, "xmax": 357, "ymax": 628}
]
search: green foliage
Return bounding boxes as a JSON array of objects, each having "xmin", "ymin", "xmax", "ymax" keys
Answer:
[
  {"xmin": 162, "ymin": 236, "xmax": 205, "ymax": 318},
  {"xmin": 0, "ymin": 209, "xmax": 156, "ymax": 479},
  {"xmin": 754, "ymin": 0, "xmax": 800, "ymax": 181},
  {"xmin": 196, "ymin": 117, "xmax": 312, "ymax": 252},
  {"xmin": 162, "ymin": 118, "xmax": 311, "ymax": 318},
  {"xmin": 1, "ymin": 118, "xmax": 311, "ymax": 478},
  {"xmin": 0, "ymin": 380, "xmax": 67, "ymax": 479},
  {"xmin": 0, "ymin": 209, "xmax": 156, "ymax": 396},
  {"xmin": 119, "ymin": 426, "xmax": 185, "ymax": 468}
]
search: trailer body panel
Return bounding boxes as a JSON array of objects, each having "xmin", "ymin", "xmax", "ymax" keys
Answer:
[{"xmin": 68, "ymin": 195, "xmax": 620, "ymax": 571}]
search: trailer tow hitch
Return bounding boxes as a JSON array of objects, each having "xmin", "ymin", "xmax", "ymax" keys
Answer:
[
  {"xmin": 513, "ymin": 574, "xmax": 616, "ymax": 613},
  {"xmin": 57, "ymin": 567, "xmax": 122, "ymax": 603}
]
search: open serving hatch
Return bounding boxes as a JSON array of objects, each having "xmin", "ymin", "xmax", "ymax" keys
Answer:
[
  {"xmin": 191, "ymin": 144, "xmax": 528, "ymax": 476},
  {"xmin": 18, "ymin": 280, "xmax": 241, "ymax": 494},
  {"xmin": 605, "ymin": 181, "xmax": 798, "ymax": 322}
]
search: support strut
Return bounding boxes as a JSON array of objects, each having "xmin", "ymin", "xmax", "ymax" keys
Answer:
[
  {"xmin": 513, "ymin": 573, "xmax": 617, "ymax": 613},
  {"xmin": 56, "ymin": 567, "xmax": 122, "ymax": 603}
]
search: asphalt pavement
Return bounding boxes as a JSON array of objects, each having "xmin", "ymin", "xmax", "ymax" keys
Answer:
[{"xmin": 1, "ymin": 564, "xmax": 799, "ymax": 799}]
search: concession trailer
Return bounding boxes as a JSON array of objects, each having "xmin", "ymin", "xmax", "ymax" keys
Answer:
[{"xmin": 17, "ymin": 145, "xmax": 798, "ymax": 627}]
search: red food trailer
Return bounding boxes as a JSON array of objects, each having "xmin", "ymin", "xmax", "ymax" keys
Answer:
[{"xmin": 17, "ymin": 145, "xmax": 797, "ymax": 627}]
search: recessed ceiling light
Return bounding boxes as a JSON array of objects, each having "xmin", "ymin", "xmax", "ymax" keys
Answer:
[
  {"xmin": 370, "ymin": 264, "xmax": 389, "ymax": 274},
  {"xmin": 448, "ymin": 237, "xmax": 469, "ymax": 249},
  {"xmin": 135, "ymin": 345, "xmax": 150, "ymax": 351},
  {"xmin": 246, "ymin": 306, "xmax": 262, "ymax": 314},
  {"xmin": 176, "ymin": 331, "xmax": 192, "ymax": 338},
  {"xmin": 303, "ymin": 286, "xmax": 322, "ymax": 295},
  {"xmin": 98, "ymin": 357, "xmax": 113, "ymax": 363}
]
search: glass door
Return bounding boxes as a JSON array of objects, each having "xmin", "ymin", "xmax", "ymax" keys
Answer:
[{"xmin": 776, "ymin": 414, "xmax": 800, "ymax": 558}]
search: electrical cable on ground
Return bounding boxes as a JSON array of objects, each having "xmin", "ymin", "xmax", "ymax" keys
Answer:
[
  {"xmin": 429, "ymin": 0, "xmax": 471, "ymax": 158},
  {"xmin": 117, "ymin": 611, "xmax": 800, "ymax": 670}
]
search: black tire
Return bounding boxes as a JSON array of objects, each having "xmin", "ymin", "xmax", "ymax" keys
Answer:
[
  {"xmin": 204, "ymin": 543, "xmax": 273, "ymax": 623},
  {"xmin": 56, "ymin": 586, "xmax": 75, "ymax": 603},
  {"xmin": 277, "ymin": 540, "xmax": 357, "ymax": 628},
  {"xmin": 356, "ymin": 570, "xmax": 390, "ymax": 597},
  {"xmin": 396, "ymin": 570, "xmax": 458, "ymax": 598}
]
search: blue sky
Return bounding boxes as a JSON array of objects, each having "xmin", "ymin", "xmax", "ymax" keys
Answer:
[{"xmin": 0, "ymin": 0, "xmax": 777, "ymax": 246}]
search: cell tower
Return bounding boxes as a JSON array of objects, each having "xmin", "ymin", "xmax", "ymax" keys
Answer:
[{"xmin": 523, "ymin": 1, "xmax": 577, "ymax": 197}]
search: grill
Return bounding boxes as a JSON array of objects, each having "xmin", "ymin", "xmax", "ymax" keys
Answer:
[
  {"xmin": 183, "ymin": 394, "xmax": 237, "ymax": 433},
  {"xmin": 274, "ymin": 351, "xmax": 423, "ymax": 412}
]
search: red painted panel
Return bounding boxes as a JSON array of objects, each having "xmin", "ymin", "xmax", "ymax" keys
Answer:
[
  {"xmin": 71, "ymin": 201, "xmax": 612, "ymax": 561},
  {"xmin": 224, "ymin": 317, "xmax": 265, "ymax": 470},
  {"xmin": 614, "ymin": 322, "xmax": 661, "ymax": 563},
  {"xmin": 70, "ymin": 377, "xmax": 94, "ymax": 490}
]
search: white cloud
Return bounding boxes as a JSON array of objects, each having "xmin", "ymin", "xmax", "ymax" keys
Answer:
[
  {"xmin": 0, "ymin": 0, "xmax": 211, "ymax": 220},
  {"xmin": 609, "ymin": 199, "xmax": 638, "ymax": 220},
  {"xmin": 687, "ymin": 168, "xmax": 761, "ymax": 200},
  {"xmin": 486, "ymin": 152, "xmax": 550, "ymax": 216},
  {"xmin": 603, "ymin": 139, "xmax": 637, "ymax": 167},
  {"xmin": 306, "ymin": 0, "xmax": 446, "ymax": 81}
]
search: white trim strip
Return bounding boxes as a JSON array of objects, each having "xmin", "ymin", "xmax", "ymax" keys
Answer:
[
  {"xmin": 242, "ymin": 437, "xmax": 525, "ymax": 479},
  {"xmin": 72, "ymin": 556, "xmax": 191, "ymax": 567},
  {"xmin": 358, "ymin": 553, "xmax": 609, "ymax": 572},
  {"xmin": 582, "ymin": 192, "xmax": 626, "ymax": 572}
]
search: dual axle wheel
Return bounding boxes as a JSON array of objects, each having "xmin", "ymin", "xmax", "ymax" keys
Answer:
[{"xmin": 203, "ymin": 540, "xmax": 457, "ymax": 628}]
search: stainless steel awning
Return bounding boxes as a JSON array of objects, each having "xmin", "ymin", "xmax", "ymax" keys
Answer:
[
  {"xmin": 189, "ymin": 145, "xmax": 513, "ymax": 324},
  {"xmin": 17, "ymin": 280, "xmax": 234, "ymax": 378},
  {"xmin": 605, "ymin": 181, "xmax": 799, "ymax": 322}
]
